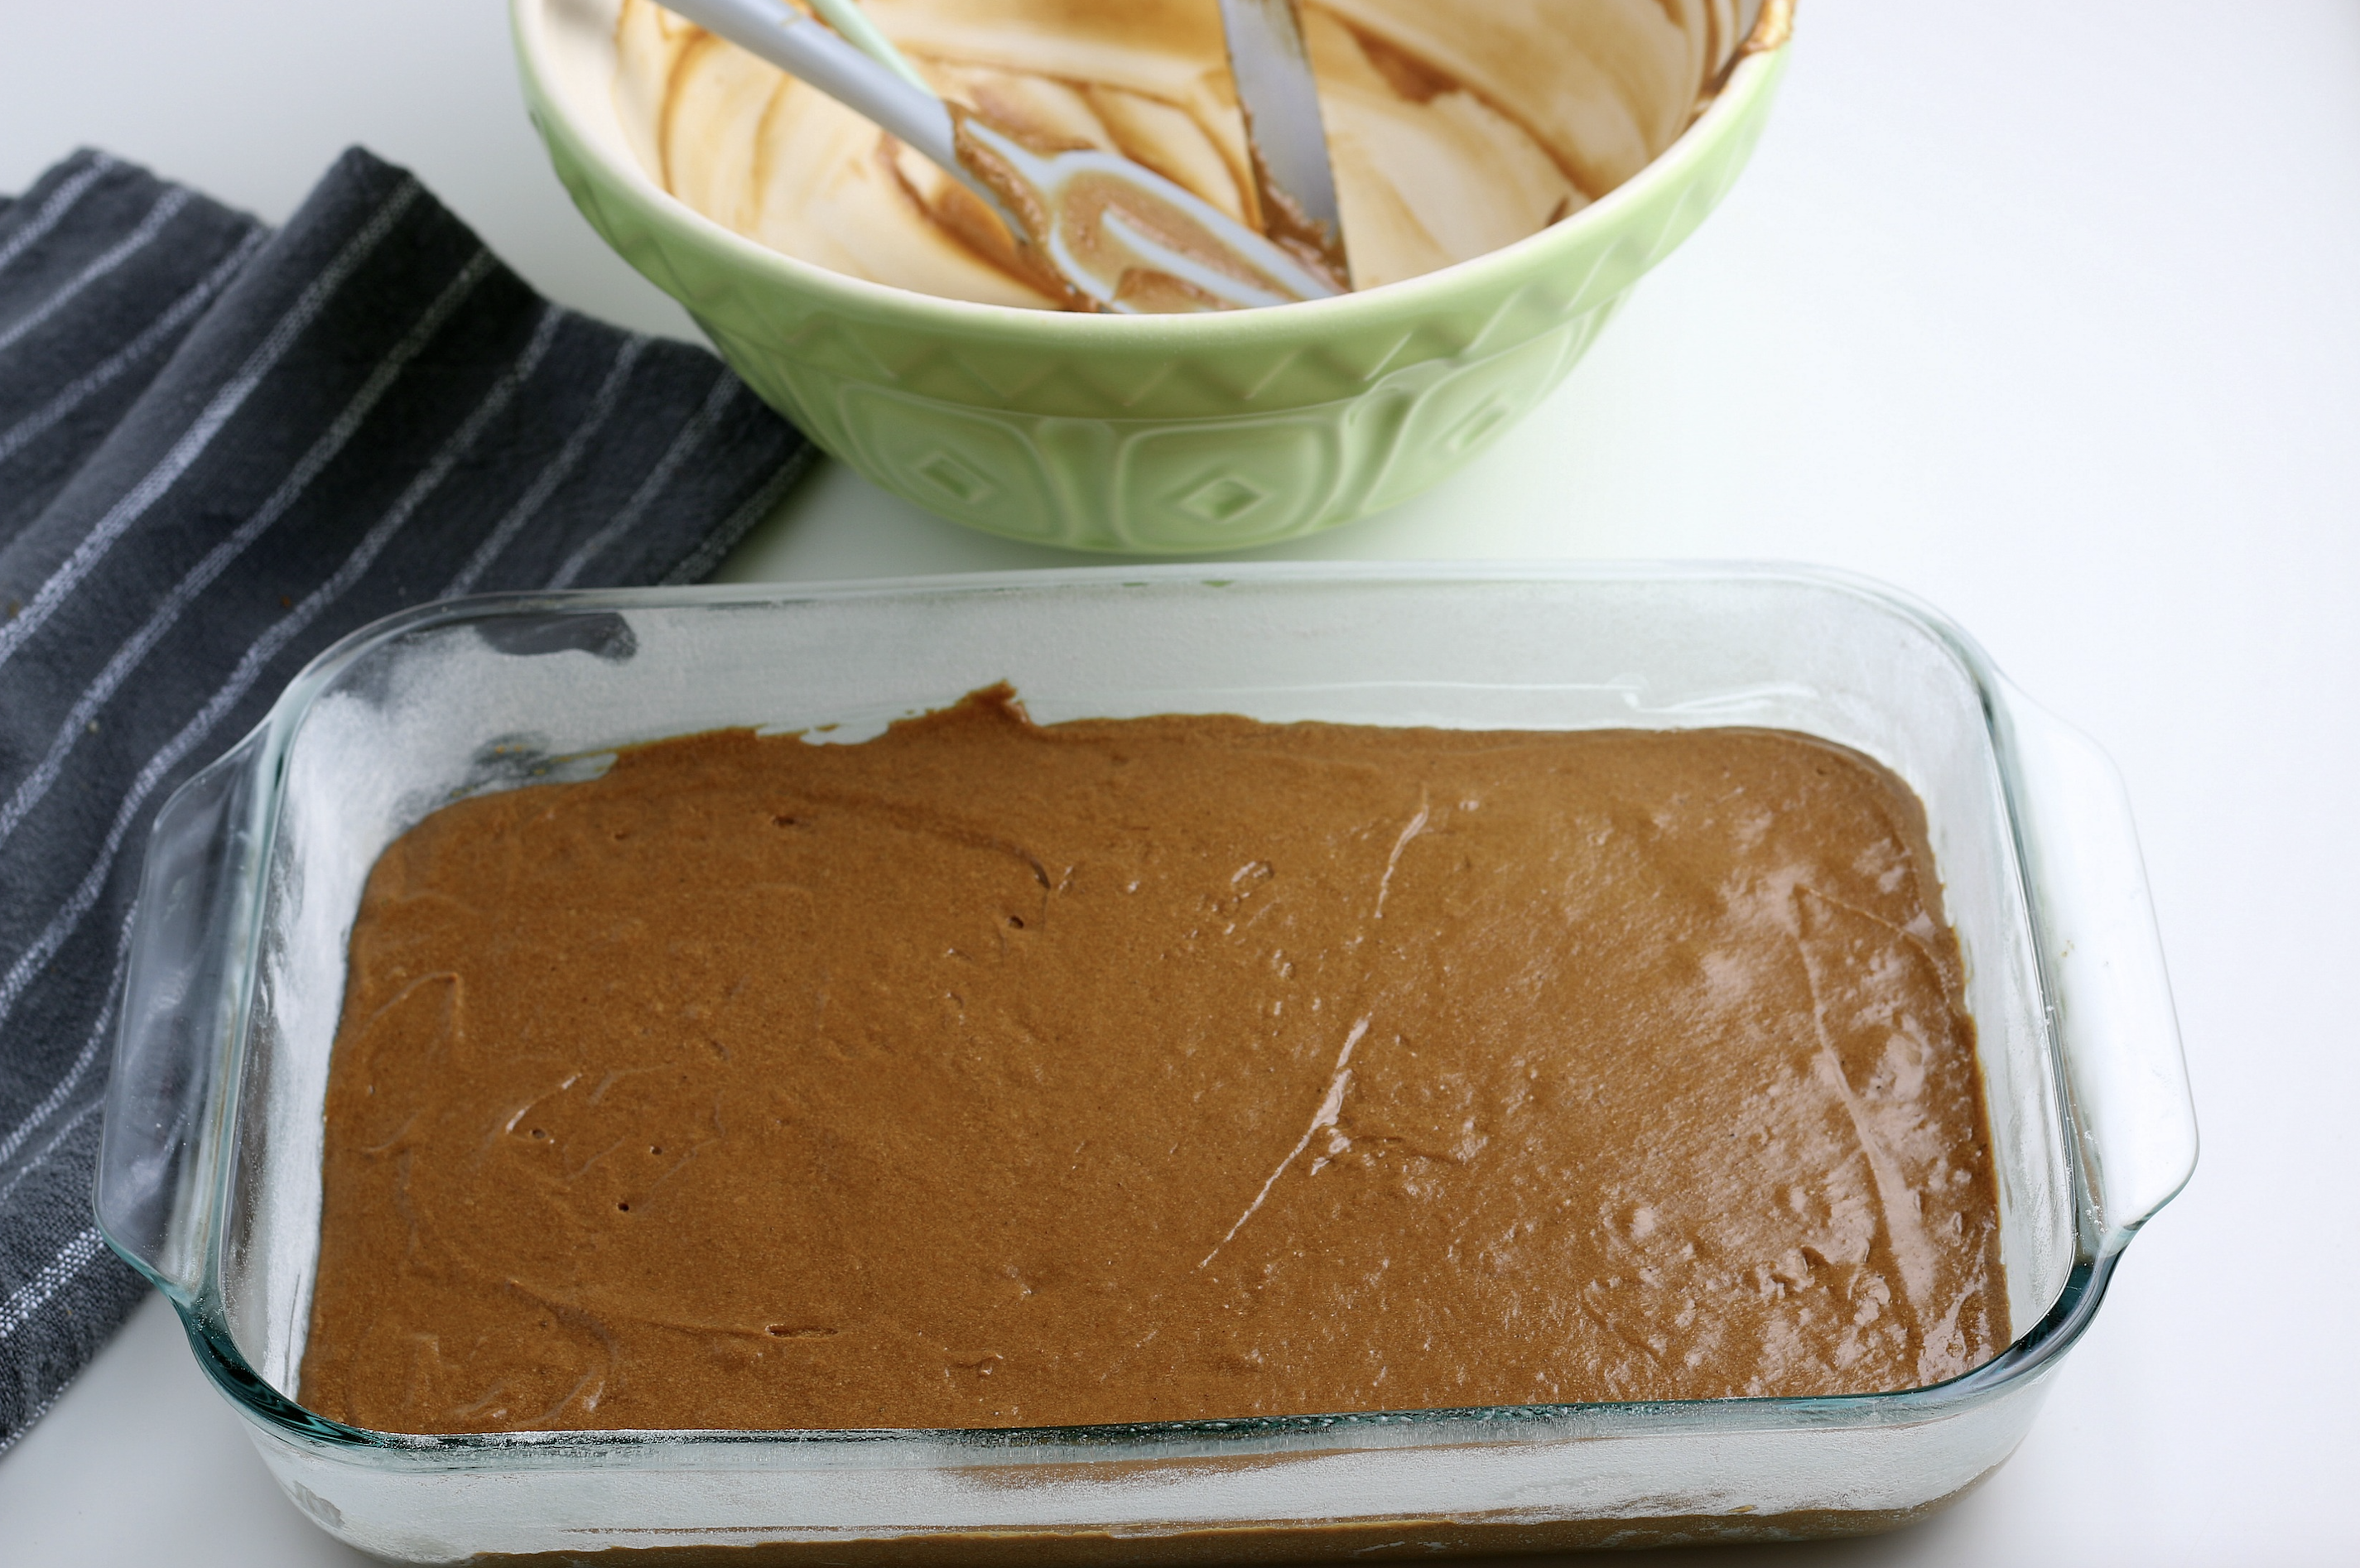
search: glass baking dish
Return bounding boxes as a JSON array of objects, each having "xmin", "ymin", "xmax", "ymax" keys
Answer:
[{"xmin": 94, "ymin": 563, "xmax": 2195, "ymax": 1562}]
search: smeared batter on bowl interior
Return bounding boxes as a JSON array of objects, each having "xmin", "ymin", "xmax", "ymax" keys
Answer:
[
  {"xmin": 301, "ymin": 686, "xmax": 2005, "ymax": 1434},
  {"xmin": 614, "ymin": 0, "xmax": 1767, "ymax": 302}
]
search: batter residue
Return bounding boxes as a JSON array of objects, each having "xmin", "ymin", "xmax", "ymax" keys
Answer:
[{"xmin": 614, "ymin": 0, "xmax": 1769, "ymax": 303}]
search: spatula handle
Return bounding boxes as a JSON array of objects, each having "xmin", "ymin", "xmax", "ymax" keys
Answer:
[{"xmin": 658, "ymin": 0, "xmax": 994, "ymax": 214}]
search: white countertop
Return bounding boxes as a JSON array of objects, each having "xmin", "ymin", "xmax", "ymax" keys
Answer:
[{"xmin": 5, "ymin": 2, "xmax": 2357, "ymax": 1562}]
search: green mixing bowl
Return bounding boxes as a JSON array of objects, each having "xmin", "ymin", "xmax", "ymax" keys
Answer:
[{"xmin": 513, "ymin": 0, "xmax": 1793, "ymax": 553}]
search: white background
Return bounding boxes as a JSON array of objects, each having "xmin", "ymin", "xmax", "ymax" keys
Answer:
[{"xmin": 3, "ymin": 2, "xmax": 2357, "ymax": 1562}]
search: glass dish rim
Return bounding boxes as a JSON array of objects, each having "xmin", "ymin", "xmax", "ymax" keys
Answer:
[{"xmin": 125, "ymin": 558, "xmax": 2116, "ymax": 1460}]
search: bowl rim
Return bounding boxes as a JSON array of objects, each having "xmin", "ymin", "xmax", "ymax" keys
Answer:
[
  {"xmin": 512, "ymin": 0, "xmax": 1794, "ymax": 343},
  {"xmin": 121, "ymin": 558, "xmax": 2126, "ymax": 1465}
]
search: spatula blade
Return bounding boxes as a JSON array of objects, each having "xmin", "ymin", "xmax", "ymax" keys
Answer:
[{"xmin": 1216, "ymin": 0, "xmax": 1349, "ymax": 286}]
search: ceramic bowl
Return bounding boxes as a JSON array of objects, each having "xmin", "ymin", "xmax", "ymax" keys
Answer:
[{"xmin": 512, "ymin": 0, "xmax": 1794, "ymax": 552}]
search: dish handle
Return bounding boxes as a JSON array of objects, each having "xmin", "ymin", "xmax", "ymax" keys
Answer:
[
  {"xmin": 93, "ymin": 729, "xmax": 272, "ymax": 1303},
  {"xmin": 1996, "ymin": 683, "xmax": 2199, "ymax": 1257}
]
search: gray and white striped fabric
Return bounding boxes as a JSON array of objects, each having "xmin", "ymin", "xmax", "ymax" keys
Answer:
[{"xmin": 0, "ymin": 147, "xmax": 812, "ymax": 1452}]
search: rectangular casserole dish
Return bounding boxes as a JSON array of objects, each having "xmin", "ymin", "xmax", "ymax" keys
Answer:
[{"xmin": 94, "ymin": 562, "xmax": 2197, "ymax": 1563}]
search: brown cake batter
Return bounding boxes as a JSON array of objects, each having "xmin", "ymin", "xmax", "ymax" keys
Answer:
[{"xmin": 300, "ymin": 687, "xmax": 2005, "ymax": 1435}]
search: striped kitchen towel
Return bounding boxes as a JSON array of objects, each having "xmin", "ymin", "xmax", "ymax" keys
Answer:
[{"xmin": 0, "ymin": 147, "xmax": 812, "ymax": 1453}]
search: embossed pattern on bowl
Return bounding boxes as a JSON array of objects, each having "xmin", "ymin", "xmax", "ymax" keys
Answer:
[{"xmin": 514, "ymin": 0, "xmax": 1792, "ymax": 551}]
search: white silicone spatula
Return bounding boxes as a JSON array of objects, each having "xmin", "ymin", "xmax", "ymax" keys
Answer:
[{"xmin": 657, "ymin": 0, "xmax": 1341, "ymax": 312}]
